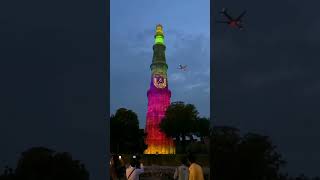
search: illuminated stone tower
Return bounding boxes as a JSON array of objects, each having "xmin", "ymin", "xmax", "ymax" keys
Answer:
[{"xmin": 144, "ymin": 24, "xmax": 175, "ymax": 154}]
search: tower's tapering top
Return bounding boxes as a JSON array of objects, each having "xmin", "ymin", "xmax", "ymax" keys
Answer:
[
  {"xmin": 156, "ymin": 24, "xmax": 164, "ymax": 36},
  {"xmin": 154, "ymin": 24, "xmax": 164, "ymax": 45}
]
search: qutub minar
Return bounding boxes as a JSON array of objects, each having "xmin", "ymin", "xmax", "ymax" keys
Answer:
[{"xmin": 144, "ymin": 24, "xmax": 175, "ymax": 154}]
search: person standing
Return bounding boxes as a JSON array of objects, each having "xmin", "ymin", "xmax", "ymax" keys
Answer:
[
  {"xmin": 173, "ymin": 157, "xmax": 189, "ymax": 180},
  {"xmin": 126, "ymin": 157, "xmax": 144, "ymax": 180},
  {"xmin": 187, "ymin": 154, "xmax": 204, "ymax": 180}
]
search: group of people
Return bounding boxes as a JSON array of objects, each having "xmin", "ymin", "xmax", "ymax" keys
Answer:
[
  {"xmin": 110, "ymin": 155, "xmax": 144, "ymax": 180},
  {"xmin": 173, "ymin": 154, "xmax": 205, "ymax": 180},
  {"xmin": 109, "ymin": 154, "xmax": 205, "ymax": 180}
]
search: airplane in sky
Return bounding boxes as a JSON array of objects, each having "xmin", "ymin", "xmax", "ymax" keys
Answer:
[
  {"xmin": 177, "ymin": 64, "xmax": 187, "ymax": 71},
  {"xmin": 216, "ymin": 8, "xmax": 246, "ymax": 30}
]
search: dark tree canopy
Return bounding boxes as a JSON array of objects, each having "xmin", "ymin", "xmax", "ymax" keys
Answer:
[
  {"xmin": 0, "ymin": 147, "xmax": 89, "ymax": 180},
  {"xmin": 159, "ymin": 101, "xmax": 210, "ymax": 153},
  {"xmin": 211, "ymin": 126, "xmax": 286, "ymax": 180},
  {"xmin": 160, "ymin": 102, "xmax": 199, "ymax": 137},
  {"xmin": 196, "ymin": 117, "xmax": 210, "ymax": 138},
  {"xmin": 110, "ymin": 108, "xmax": 147, "ymax": 154}
]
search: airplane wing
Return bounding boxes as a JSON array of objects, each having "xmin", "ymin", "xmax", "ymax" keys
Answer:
[{"xmin": 236, "ymin": 10, "xmax": 246, "ymax": 21}]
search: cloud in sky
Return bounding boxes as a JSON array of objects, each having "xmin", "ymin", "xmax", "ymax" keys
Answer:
[
  {"xmin": 185, "ymin": 83, "xmax": 204, "ymax": 90},
  {"xmin": 170, "ymin": 73, "xmax": 186, "ymax": 82}
]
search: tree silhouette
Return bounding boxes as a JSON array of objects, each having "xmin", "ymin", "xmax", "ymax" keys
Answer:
[
  {"xmin": 195, "ymin": 117, "xmax": 210, "ymax": 140},
  {"xmin": 0, "ymin": 166, "xmax": 14, "ymax": 180},
  {"xmin": 110, "ymin": 108, "xmax": 147, "ymax": 154},
  {"xmin": 0, "ymin": 147, "xmax": 89, "ymax": 180},
  {"xmin": 159, "ymin": 101, "xmax": 199, "ymax": 153},
  {"xmin": 239, "ymin": 133, "xmax": 286, "ymax": 179},
  {"xmin": 211, "ymin": 126, "xmax": 286, "ymax": 180}
]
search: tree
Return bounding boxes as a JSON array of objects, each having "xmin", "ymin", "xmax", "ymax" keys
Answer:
[
  {"xmin": 159, "ymin": 101, "xmax": 199, "ymax": 153},
  {"xmin": 238, "ymin": 133, "xmax": 286, "ymax": 179},
  {"xmin": 195, "ymin": 117, "xmax": 210, "ymax": 140},
  {"xmin": 0, "ymin": 166, "xmax": 14, "ymax": 180},
  {"xmin": 211, "ymin": 126, "xmax": 286, "ymax": 180},
  {"xmin": 0, "ymin": 147, "xmax": 89, "ymax": 180},
  {"xmin": 295, "ymin": 174, "xmax": 309, "ymax": 180},
  {"xmin": 210, "ymin": 126, "xmax": 241, "ymax": 180},
  {"xmin": 110, "ymin": 108, "xmax": 147, "ymax": 154}
]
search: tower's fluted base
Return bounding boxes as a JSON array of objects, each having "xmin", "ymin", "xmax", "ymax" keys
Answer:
[
  {"xmin": 144, "ymin": 137, "xmax": 175, "ymax": 154},
  {"xmin": 144, "ymin": 77, "xmax": 175, "ymax": 154}
]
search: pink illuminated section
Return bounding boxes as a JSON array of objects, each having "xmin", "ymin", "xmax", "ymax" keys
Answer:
[
  {"xmin": 144, "ymin": 88, "xmax": 175, "ymax": 154},
  {"xmin": 144, "ymin": 24, "xmax": 175, "ymax": 154}
]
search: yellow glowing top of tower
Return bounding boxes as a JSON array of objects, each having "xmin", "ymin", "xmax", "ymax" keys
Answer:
[
  {"xmin": 154, "ymin": 24, "xmax": 164, "ymax": 44},
  {"xmin": 156, "ymin": 24, "xmax": 164, "ymax": 36}
]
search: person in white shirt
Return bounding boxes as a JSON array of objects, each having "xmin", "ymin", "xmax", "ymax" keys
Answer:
[
  {"xmin": 126, "ymin": 157, "xmax": 144, "ymax": 180},
  {"xmin": 173, "ymin": 157, "xmax": 189, "ymax": 180}
]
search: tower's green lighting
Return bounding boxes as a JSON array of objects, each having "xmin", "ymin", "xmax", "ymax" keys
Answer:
[{"xmin": 155, "ymin": 35, "xmax": 164, "ymax": 44}]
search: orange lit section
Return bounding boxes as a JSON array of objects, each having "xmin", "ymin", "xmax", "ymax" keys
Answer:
[{"xmin": 145, "ymin": 145, "xmax": 175, "ymax": 154}]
